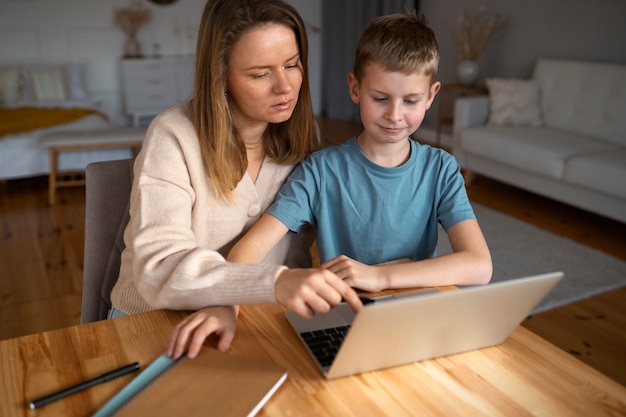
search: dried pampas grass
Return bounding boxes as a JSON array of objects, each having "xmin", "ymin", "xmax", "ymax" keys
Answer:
[
  {"xmin": 457, "ymin": 7, "xmax": 507, "ymax": 61},
  {"xmin": 114, "ymin": 0, "xmax": 152, "ymax": 39}
]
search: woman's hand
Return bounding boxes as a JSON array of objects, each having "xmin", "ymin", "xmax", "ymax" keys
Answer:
[
  {"xmin": 321, "ymin": 255, "xmax": 387, "ymax": 292},
  {"xmin": 275, "ymin": 268, "xmax": 362, "ymax": 318},
  {"xmin": 167, "ymin": 305, "xmax": 239, "ymax": 360}
]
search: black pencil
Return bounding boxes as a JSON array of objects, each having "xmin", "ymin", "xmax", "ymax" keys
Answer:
[{"xmin": 28, "ymin": 362, "xmax": 140, "ymax": 409}]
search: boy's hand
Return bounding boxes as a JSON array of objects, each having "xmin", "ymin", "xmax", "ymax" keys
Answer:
[
  {"xmin": 275, "ymin": 268, "xmax": 362, "ymax": 318},
  {"xmin": 167, "ymin": 305, "xmax": 238, "ymax": 360},
  {"xmin": 321, "ymin": 255, "xmax": 386, "ymax": 292}
]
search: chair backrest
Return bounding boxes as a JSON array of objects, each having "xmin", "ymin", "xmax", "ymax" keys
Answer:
[{"xmin": 81, "ymin": 158, "xmax": 135, "ymax": 323}]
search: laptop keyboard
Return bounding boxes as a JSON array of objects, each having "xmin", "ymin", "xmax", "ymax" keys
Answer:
[{"xmin": 300, "ymin": 325, "xmax": 351, "ymax": 367}]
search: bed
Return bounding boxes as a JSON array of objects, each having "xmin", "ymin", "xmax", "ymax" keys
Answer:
[{"xmin": 0, "ymin": 62, "xmax": 133, "ymax": 180}]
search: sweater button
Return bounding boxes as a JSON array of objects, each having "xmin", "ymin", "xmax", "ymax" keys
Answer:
[{"xmin": 248, "ymin": 204, "xmax": 261, "ymax": 217}]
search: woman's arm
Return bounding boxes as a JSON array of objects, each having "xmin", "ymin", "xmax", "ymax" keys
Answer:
[
  {"xmin": 229, "ymin": 213, "xmax": 363, "ymax": 317},
  {"xmin": 166, "ymin": 264, "xmax": 365, "ymax": 360},
  {"xmin": 322, "ymin": 219, "xmax": 492, "ymax": 291},
  {"xmin": 119, "ymin": 109, "xmax": 294, "ymax": 313}
]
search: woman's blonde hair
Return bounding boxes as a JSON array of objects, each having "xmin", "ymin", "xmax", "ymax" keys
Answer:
[{"xmin": 192, "ymin": 0, "xmax": 319, "ymax": 200}]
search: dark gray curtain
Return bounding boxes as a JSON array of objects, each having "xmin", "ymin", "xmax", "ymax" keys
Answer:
[{"xmin": 321, "ymin": 0, "xmax": 420, "ymax": 122}]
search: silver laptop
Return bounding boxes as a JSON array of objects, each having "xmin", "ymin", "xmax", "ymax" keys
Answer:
[{"xmin": 285, "ymin": 271, "xmax": 563, "ymax": 379}]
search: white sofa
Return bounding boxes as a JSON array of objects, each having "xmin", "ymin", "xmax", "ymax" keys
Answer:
[{"xmin": 452, "ymin": 58, "xmax": 626, "ymax": 224}]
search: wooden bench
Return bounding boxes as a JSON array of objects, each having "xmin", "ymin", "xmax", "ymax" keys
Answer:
[{"xmin": 39, "ymin": 127, "xmax": 145, "ymax": 204}]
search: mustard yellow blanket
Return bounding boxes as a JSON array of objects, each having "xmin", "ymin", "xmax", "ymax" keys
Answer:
[{"xmin": 0, "ymin": 106, "xmax": 109, "ymax": 138}]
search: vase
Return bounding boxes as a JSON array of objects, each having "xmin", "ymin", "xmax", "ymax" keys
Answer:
[
  {"xmin": 456, "ymin": 60, "xmax": 480, "ymax": 86},
  {"xmin": 124, "ymin": 37, "xmax": 142, "ymax": 58}
]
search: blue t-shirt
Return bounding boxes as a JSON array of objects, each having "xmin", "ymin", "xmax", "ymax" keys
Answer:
[{"xmin": 267, "ymin": 137, "xmax": 475, "ymax": 264}]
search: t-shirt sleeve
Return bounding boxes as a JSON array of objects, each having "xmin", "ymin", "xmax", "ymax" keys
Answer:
[
  {"xmin": 267, "ymin": 156, "xmax": 318, "ymax": 233},
  {"xmin": 436, "ymin": 153, "xmax": 476, "ymax": 230}
]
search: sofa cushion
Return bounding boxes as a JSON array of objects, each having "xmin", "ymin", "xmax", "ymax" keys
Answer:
[
  {"xmin": 460, "ymin": 126, "xmax": 614, "ymax": 179},
  {"xmin": 564, "ymin": 149, "xmax": 626, "ymax": 200},
  {"xmin": 486, "ymin": 78, "xmax": 543, "ymax": 127},
  {"xmin": 534, "ymin": 59, "xmax": 626, "ymax": 148}
]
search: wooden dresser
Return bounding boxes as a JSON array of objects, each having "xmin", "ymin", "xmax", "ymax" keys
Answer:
[{"xmin": 120, "ymin": 56, "xmax": 194, "ymax": 126}]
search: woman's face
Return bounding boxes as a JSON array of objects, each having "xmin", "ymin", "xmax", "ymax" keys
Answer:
[{"xmin": 227, "ymin": 23, "xmax": 303, "ymax": 132}]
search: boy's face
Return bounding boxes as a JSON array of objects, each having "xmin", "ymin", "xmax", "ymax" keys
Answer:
[{"xmin": 348, "ymin": 63, "xmax": 440, "ymax": 146}]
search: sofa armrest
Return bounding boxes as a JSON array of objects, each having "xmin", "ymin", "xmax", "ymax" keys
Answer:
[
  {"xmin": 452, "ymin": 96, "xmax": 489, "ymax": 164},
  {"xmin": 453, "ymin": 96, "xmax": 489, "ymax": 132}
]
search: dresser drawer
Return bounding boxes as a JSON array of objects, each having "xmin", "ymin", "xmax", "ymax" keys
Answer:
[
  {"xmin": 124, "ymin": 88, "xmax": 178, "ymax": 110},
  {"xmin": 120, "ymin": 57, "xmax": 194, "ymax": 125},
  {"xmin": 122, "ymin": 60, "xmax": 178, "ymax": 79},
  {"xmin": 177, "ymin": 61, "xmax": 194, "ymax": 102},
  {"xmin": 122, "ymin": 63, "xmax": 176, "ymax": 92},
  {"xmin": 122, "ymin": 74, "xmax": 176, "ymax": 94}
]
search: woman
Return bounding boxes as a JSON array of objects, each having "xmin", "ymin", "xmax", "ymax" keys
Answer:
[{"xmin": 110, "ymin": 0, "xmax": 361, "ymax": 351}]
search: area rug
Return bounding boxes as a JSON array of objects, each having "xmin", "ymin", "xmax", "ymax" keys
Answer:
[{"xmin": 436, "ymin": 203, "xmax": 626, "ymax": 314}]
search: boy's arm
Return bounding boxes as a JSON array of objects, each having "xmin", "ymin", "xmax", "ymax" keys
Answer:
[
  {"xmin": 228, "ymin": 213, "xmax": 290, "ymax": 263},
  {"xmin": 322, "ymin": 219, "xmax": 492, "ymax": 290},
  {"xmin": 380, "ymin": 219, "xmax": 492, "ymax": 287}
]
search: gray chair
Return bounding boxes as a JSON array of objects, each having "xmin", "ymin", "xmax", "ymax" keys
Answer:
[{"xmin": 81, "ymin": 158, "xmax": 135, "ymax": 323}]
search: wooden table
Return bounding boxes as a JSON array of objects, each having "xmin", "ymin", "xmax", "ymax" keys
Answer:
[{"xmin": 1, "ymin": 303, "xmax": 625, "ymax": 416}]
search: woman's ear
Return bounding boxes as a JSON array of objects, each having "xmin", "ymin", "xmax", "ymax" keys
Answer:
[{"xmin": 347, "ymin": 73, "xmax": 360, "ymax": 104}]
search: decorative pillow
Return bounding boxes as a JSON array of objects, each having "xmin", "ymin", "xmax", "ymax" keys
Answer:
[
  {"xmin": 27, "ymin": 67, "xmax": 69, "ymax": 101},
  {"xmin": 65, "ymin": 63, "xmax": 89, "ymax": 100},
  {"xmin": 486, "ymin": 78, "xmax": 543, "ymax": 127},
  {"xmin": 0, "ymin": 69, "xmax": 21, "ymax": 104}
]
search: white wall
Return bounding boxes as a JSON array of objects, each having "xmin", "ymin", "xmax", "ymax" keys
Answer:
[
  {"xmin": 2, "ymin": 0, "xmax": 624, "ymax": 130},
  {"xmin": 421, "ymin": 0, "xmax": 626, "ymax": 83},
  {"xmin": 419, "ymin": 0, "xmax": 626, "ymax": 136},
  {"xmin": 0, "ymin": 0, "xmax": 322, "ymax": 124}
]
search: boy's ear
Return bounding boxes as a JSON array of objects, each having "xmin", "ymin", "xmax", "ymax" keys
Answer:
[
  {"xmin": 425, "ymin": 81, "xmax": 441, "ymax": 110},
  {"xmin": 347, "ymin": 73, "xmax": 360, "ymax": 104}
]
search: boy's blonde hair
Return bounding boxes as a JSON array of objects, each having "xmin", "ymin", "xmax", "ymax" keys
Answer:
[{"xmin": 353, "ymin": 13, "xmax": 440, "ymax": 83}]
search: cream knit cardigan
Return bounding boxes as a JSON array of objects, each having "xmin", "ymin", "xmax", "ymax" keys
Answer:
[{"xmin": 111, "ymin": 104, "xmax": 312, "ymax": 314}]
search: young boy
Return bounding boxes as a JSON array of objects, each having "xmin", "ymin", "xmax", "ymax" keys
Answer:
[
  {"xmin": 229, "ymin": 12, "xmax": 492, "ymax": 287},
  {"xmin": 168, "ymin": 12, "xmax": 492, "ymax": 359}
]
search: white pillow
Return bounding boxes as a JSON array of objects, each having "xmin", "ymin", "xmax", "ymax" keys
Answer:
[
  {"xmin": 0, "ymin": 69, "xmax": 21, "ymax": 104},
  {"xmin": 65, "ymin": 63, "xmax": 89, "ymax": 100},
  {"xmin": 486, "ymin": 78, "xmax": 543, "ymax": 127},
  {"xmin": 27, "ymin": 67, "xmax": 69, "ymax": 101},
  {"xmin": 19, "ymin": 64, "xmax": 89, "ymax": 102}
]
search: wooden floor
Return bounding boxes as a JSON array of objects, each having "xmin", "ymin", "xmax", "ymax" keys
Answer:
[{"xmin": 1, "ymin": 117, "xmax": 625, "ymax": 387}]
